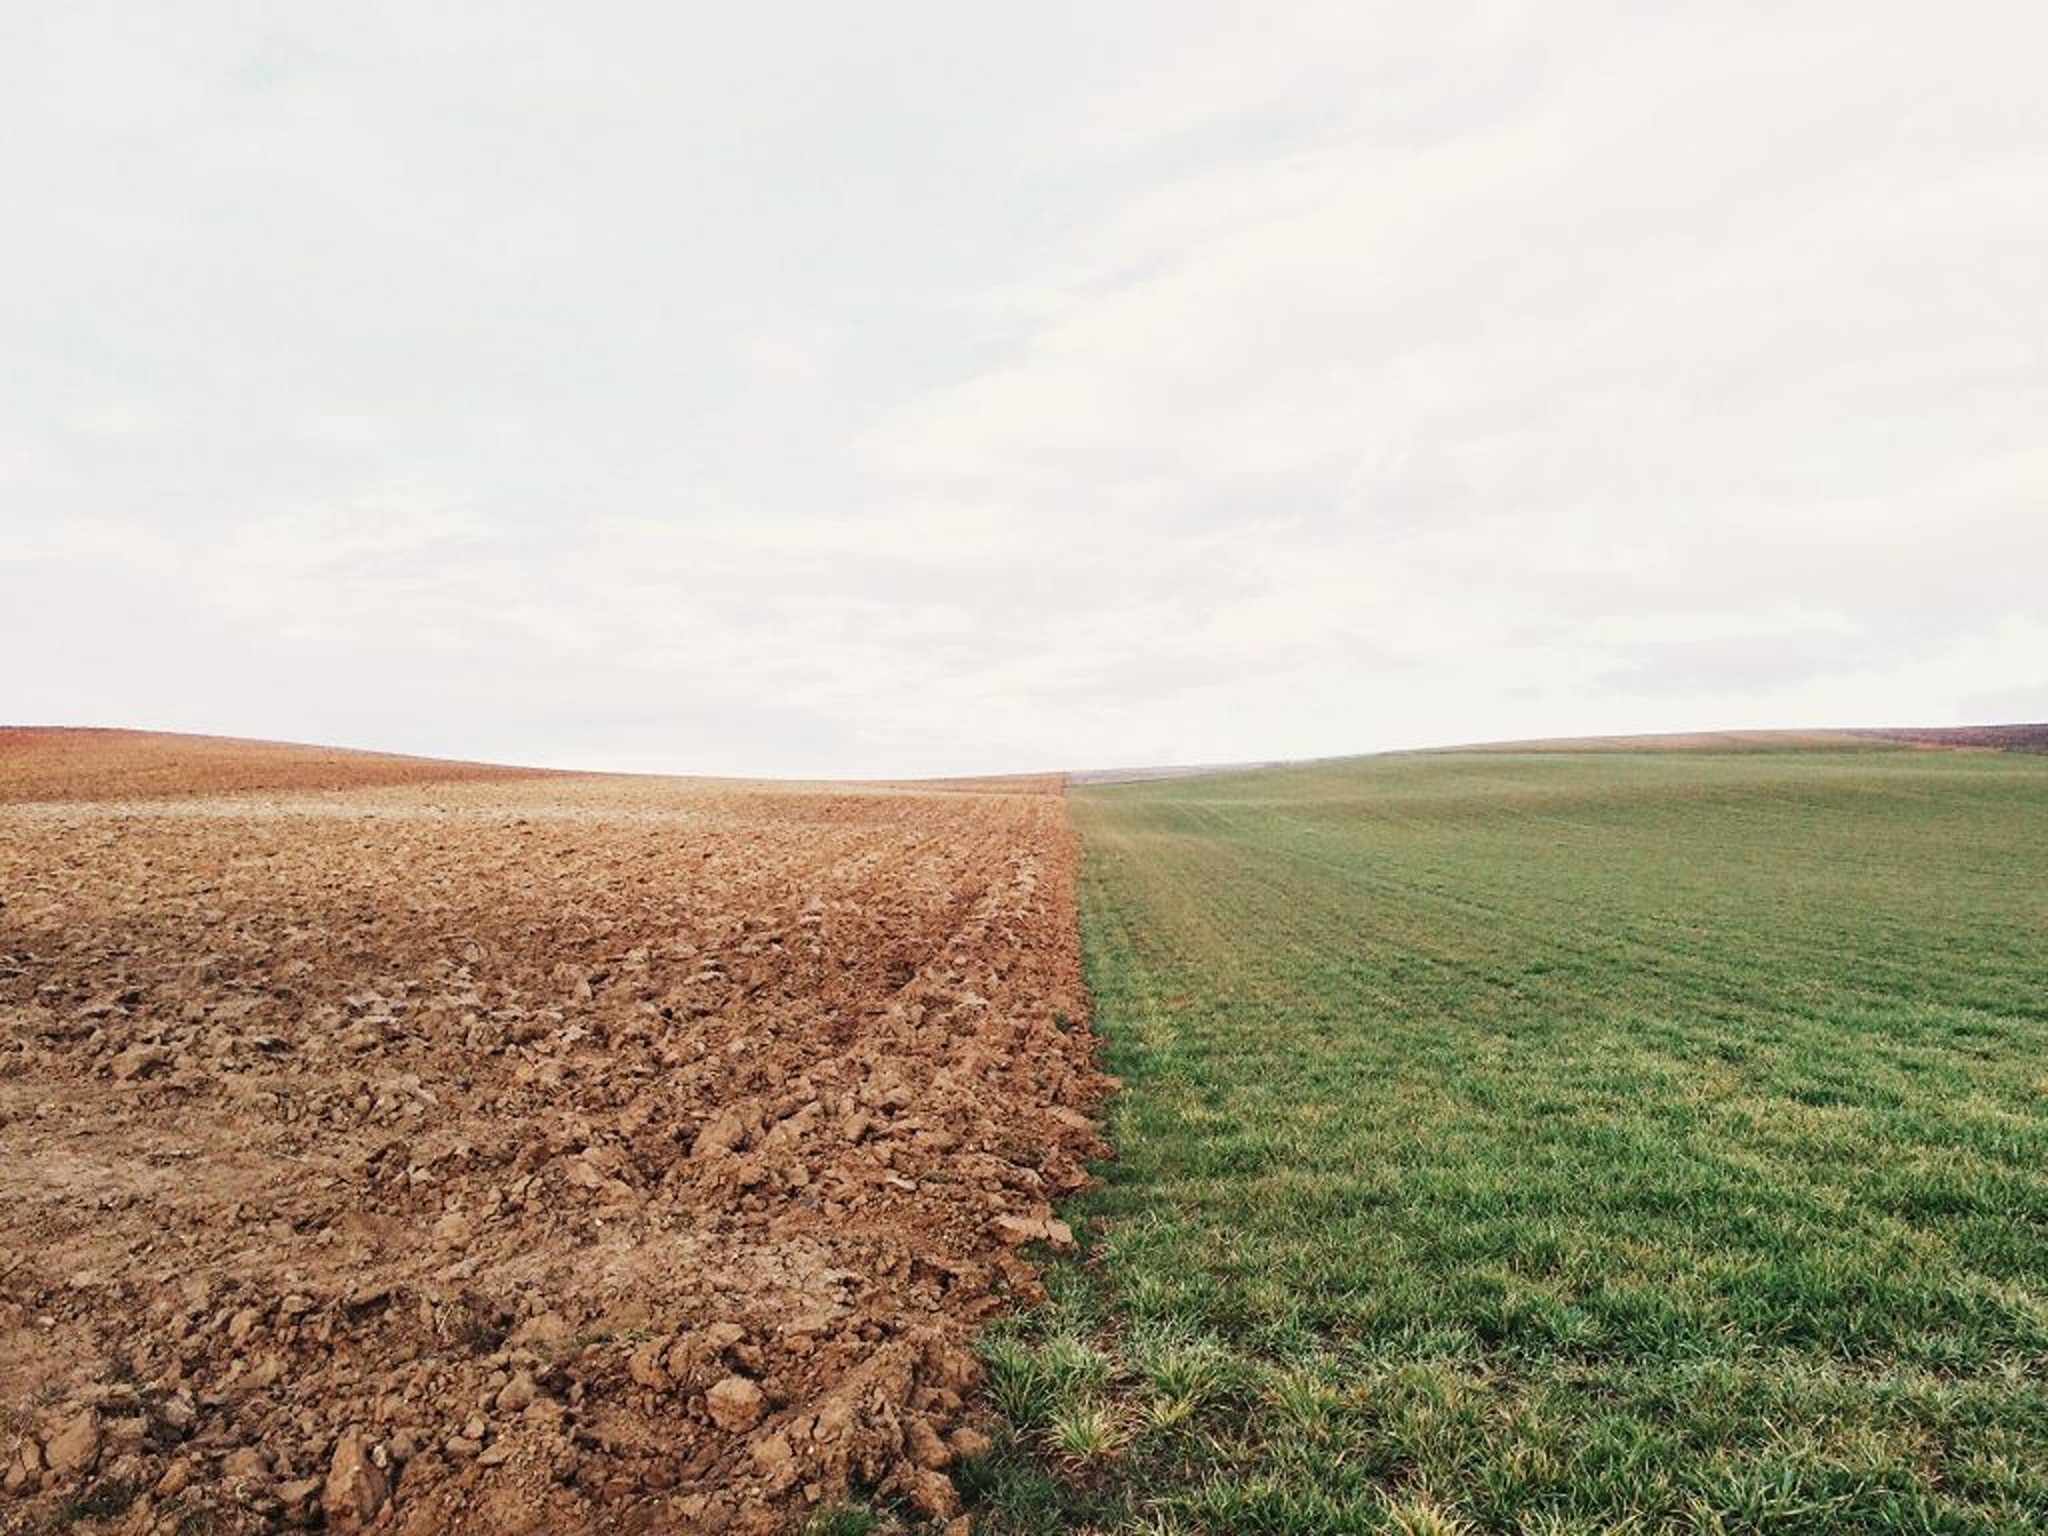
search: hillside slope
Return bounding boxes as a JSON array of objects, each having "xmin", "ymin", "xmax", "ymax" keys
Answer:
[{"xmin": 0, "ymin": 728, "xmax": 554, "ymax": 803}]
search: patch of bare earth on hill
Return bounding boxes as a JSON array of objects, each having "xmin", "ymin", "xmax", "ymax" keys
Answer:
[
  {"xmin": 0, "ymin": 736, "xmax": 1104, "ymax": 1534},
  {"xmin": 1855, "ymin": 723, "xmax": 2048, "ymax": 753},
  {"xmin": 0, "ymin": 729, "xmax": 555, "ymax": 804}
]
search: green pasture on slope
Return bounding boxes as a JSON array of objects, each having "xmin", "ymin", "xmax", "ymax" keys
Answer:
[{"xmin": 965, "ymin": 747, "xmax": 2048, "ymax": 1535}]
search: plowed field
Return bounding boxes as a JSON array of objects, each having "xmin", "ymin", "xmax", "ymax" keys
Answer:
[{"xmin": 0, "ymin": 732, "xmax": 1104, "ymax": 1534}]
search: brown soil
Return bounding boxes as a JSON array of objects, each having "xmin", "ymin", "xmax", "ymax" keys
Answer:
[
  {"xmin": 0, "ymin": 732, "xmax": 1104, "ymax": 1535},
  {"xmin": 1855, "ymin": 723, "xmax": 2048, "ymax": 753},
  {"xmin": 0, "ymin": 729, "xmax": 556, "ymax": 804}
]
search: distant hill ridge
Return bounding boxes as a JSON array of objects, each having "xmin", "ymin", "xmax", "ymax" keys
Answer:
[
  {"xmin": 6, "ymin": 721, "xmax": 2043, "ymax": 805},
  {"xmin": 1856, "ymin": 724, "xmax": 2048, "ymax": 753},
  {"xmin": 1075, "ymin": 723, "xmax": 2048, "ymax": 784},
  {"xmin": 0, "ymin": 727, "xmax": 554, "ymax": 803}
]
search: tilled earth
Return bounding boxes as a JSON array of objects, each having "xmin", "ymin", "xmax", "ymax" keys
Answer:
[{"xmin": 0, "ymin": 733, "xmax": 1104, "ymax": 1534}]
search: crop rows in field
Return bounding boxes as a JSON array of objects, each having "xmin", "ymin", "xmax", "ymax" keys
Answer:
[{"xmin": 975, "ymin": 749, "xmax": 2048, "ymax": 1535}]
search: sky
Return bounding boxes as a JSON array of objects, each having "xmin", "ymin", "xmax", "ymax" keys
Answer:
[{"xmin": 4, "ymin": 2, "xmax": 2045, "ymax": 778}]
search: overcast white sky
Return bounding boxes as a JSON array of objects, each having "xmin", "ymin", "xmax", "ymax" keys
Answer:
[{"xmin": 4, "ymin": 3, "xmax": 2045, "ymax": 777}]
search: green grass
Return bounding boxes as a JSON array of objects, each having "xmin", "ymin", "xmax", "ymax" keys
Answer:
[{"xmin": 970, "ymin": 748, "xmax": 2048, "ymax": 1534}]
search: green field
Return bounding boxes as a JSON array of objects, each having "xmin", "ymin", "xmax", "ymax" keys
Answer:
[{"xmin": 966, "ymin": 748, "xmax": 2048, "ymax": 1534}]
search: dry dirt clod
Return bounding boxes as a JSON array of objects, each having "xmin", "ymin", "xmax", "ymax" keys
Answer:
[
  {"xmin": 627, "ymin": 1339, "xmax": 674, "ymax": 1391},
  {"xmin": 705, "ymin": 1375, "xmax": 766, "ymax": 1432},
  {"xmin": 42, "ymin": 1409, "xmax": 100, "ymax": 1477},
  {"xmin": 222, "ymin": 1445, "xmax": 272, "ymax": 1480},
  {"xmin": 276, "ymin": 1475, "xmax": 324, "ymax": 1518},
  {"xmin": 153, "ymin": 1392, "xmax": 197, "ymax": 1436},
  {"xmin": 110, "ymin": 1043, "xmax": 173, "ymax": 1080},
  {"xmin": 495, "ymin": 1370, "xmax": 540, "ymax": 1413},
  {"xmin": 948, "ymin": 1425, "xmax": 994, "ymax": 1461},
  {"xmin": 906, "ymin": 1417, "xmax": 952, "ymax": 1469},
  {"xmin": 992, "ymin": 1214, "xmax": 1077, "ymax": 1249},
  {"xmin": 323, "ymin": 1427, "xmax": 392, "ymax": 1528},
  {"xmin": 749, "ymin": 1432, "xmax": 799, "ymax": 1492},
  {"xmin": 903, "ymin": 1463, "xmax": 962, "ymax": 1519},
  {"xmin": 4, "ymin": 1437, "xmax": 44, "ymax": 1494}
]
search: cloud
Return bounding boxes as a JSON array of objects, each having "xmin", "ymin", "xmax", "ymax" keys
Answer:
[{"xmin": 3, "ymin": 3, "xmax": 2044, "ymax": 775}]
